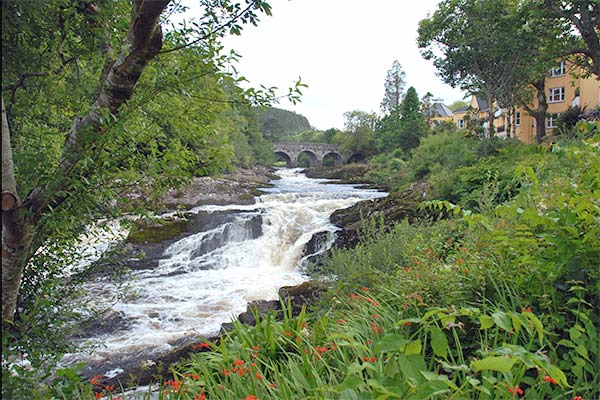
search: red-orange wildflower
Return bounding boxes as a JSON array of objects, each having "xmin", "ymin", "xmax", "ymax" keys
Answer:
[
  {"xmin": 223, "ymin": 369, "xmax": 231, "ymax": 376},
  {"xmin": 95, "ymin": 393, "xmax": 103, "ymax": 400},
  {"xmin": 521, "ymin": 307, "xmax": 532, "ymax": 313},
  {"xmin": 194, "ymin": 394, "xmax": 207, "ymax": 400},
  {"xmin": 233, "ymin": 358, "xmax": 245, "ymax": 366},
  {"xmin": 284, "ymin": 331, "xmax": 292, "ymax": 337},
  {"xmin": 105, "ymin": 385, "xmax": 114, "ymax": 392},
  {"xmin": 362, "ymin": 287, "xmax": 369, "ymax": 291},
  {"xmin": 192, "ymin": 342, "xmax": 211, "ymax": 350},
  {"xmin": 573, "ymin": 396, "xmax": 583, "ymax": 400},
  {"xmin": 508, "ymin": 386, "xmax": 524, "ymax": 396},
  {"xmin": 363, "ymin": 356, "xmax": 377, "ymax": 362},
  {"xmin": 543, "ymin": 375, "xmax": 557, "ymax": 384},
  {"xmin": 255, "ymin": 371, "xmax": 263, "ymax": 380},
  {"xmin": 337, "ymin": 319, "xmax": 346, "ymax": 324},
  {"xmin": 269, "ymin": 382, "xmax": 277, "ymax": 388},
  {"xmin": 192, "ymin": 374, "xmax": 199, "ymax": 380},
  {"xmin": 370, "ymin": 322, "xmax": 383, "ymax": 334},
  {"xmin": 252, "ymin": 345, "xmax": 260, "ymax": 351},
  {"xmin": 245, "ymin": 395, "xmax": 258, "ymax": 400}
]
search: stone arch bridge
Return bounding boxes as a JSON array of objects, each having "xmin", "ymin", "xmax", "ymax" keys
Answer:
[{"xmin": 273, "ymin": 142, "xmax": 351, "ymax": 167}]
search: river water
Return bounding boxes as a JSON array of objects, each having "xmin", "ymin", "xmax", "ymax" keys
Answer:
[{"xmin": 62, "ymin": 168, "xmax": 386, "ymax": 370}]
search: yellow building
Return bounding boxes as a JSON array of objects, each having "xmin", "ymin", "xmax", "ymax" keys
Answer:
[
  {"xmin": 452, "ymin": 62, "xmax": 599, "ymax": 142},
  {"xmin": 514, "ymin": 61, "xmax": 600, "ymax": 143},
  {"xmin": 452, "ymin": 96, "xmax": 498, "ymax": 133}
]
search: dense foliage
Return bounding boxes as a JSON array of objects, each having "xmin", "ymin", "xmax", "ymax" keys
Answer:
[{"xmin": 257, "ymin": 107, "xmax": 312, "ymax": 141}]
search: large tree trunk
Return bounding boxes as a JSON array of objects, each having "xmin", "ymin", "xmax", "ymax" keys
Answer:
[
  {"xmin": 1, "ymin": 0, "xmax": 171, "ymax": 323},
  {"xmin": 487, "ymin": 93, "xmax": 495, "ymax": 139},
  {"xmin": 1, "ymin": 97, "xmax": 33, "ymax": 322},
  {"xmin": 532, "ymin": 79, "xmax": 548, "ymax": 143}
]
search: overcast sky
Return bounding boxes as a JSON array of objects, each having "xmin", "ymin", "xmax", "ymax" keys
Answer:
[{"xmin": 186, "ymin": 0, "xmax": 466, "ymax": 130}]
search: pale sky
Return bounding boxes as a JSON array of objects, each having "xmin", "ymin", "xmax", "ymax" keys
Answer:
[{"xmin": 183, "ymin": 0, "xmax": 466, "ymax": 130}]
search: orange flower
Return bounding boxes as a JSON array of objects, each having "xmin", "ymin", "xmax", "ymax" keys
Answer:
[
  {"xmin": 95, "ymin": 393, "xmax": 103, "ymax": 400},
  {"xmin": 105, "ymin": 385, "xmax": 114, "ymax": 392},
  {"xmin": 337, "ymin": 319, "xmax": 346, "ymax": 324},
  {"xmin": 194, "ymin": 394, "xmax": 207, "ymax": 400},
  {"xmin": 223, "ymin": 369, "xmax": 231, "ymax": 376},
  {"xmin": 543, "ymin": 375, "xmax": 557, "ymax": 384},
  {"xmin": 252, "ymin": 345, "xmax": 260, "ymax": 351},
  {"xmin": 521, "ymin": 307, "xmax": 531, "ymax": 313},
  {"xmin": 245, "ymin": 396, "xmax": 258, "ymax": 400},
  {"xmin": 192, "ymin": 374, "xmax": 199, "ymax": 380},
  {"xmin": 192, "ymin": 342, "xmax": 211, "ymax": 350},
  {"xmin": 233, "ymin": 358, "xmax": 245, "ymax": 366},
  {"xmin": 255, "ymin": 371, "xmax": 263, "ymax": 380},
  {"xmin": 362, "ymin": 287, "xmax": 369, "ymax": 291},
  {"xmin": 90, "ymin": 375, "xmax": 103, "ymax": 386},
  {"xmin": 269, "ymin": 382, "xmax": 277, "ymax": 388}
]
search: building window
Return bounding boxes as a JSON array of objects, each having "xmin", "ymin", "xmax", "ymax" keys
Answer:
[
  {"xmin": 550, "ymin": 61, "xmax": 566, "ymax": 77},
  {"xmin": 515, "ymin": 111, "xmax": 521, "ymax": 127},
  {"xmin": 549, "ymin": 87, "xmax": 565, "ymax": 103},
  {"xmin": 546, "ymin": 113, "xmax": 560, "ymax": 129},
  {"xmin": 457, "ymin": 119, "xmax": 465, "ymax": 129}
]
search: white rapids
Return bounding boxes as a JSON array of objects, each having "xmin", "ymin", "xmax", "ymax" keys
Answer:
[{"xmin": 62, "ymin": 168, "xmax": 386, "ymax": 365}]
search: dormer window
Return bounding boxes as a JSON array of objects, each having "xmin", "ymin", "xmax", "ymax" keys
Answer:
[{"xmin": 550, "ymin": 61, "xmax": 566, "ymax": 77}]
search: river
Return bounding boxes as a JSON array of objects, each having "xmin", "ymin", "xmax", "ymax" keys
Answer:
[{"xmin": 61, "ymin": 168, "xmax": 386, "ymax": 375}]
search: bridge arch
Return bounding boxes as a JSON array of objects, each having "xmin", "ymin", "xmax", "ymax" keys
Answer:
[
  {"xmin": 297, "ymin": 150, "xmax": 319, "ymax": 167},
  {"xmin": 275, "ymin": 151, "xmax": 293, "ymax": 167},
  {"xmin": 323, "ymin": 152, "xmax": 343, "ymax": 167}
]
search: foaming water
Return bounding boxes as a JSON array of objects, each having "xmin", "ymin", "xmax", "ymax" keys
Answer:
[{"xmin": 63, "ymin": 168, "xmax": 386, "ymax": 365}]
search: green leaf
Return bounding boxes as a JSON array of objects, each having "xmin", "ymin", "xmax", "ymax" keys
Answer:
[
  {"xmin": 471, "ymin": 356, "xmax": 517, "ymax": 373},
  {"xmin": 479, "ymin": 315, "xmax": 494, "ymax": 330},
  {"xmin": 403, "ymin": 340, "xmax": 423, "ymax": 355},
  {"xmin": 491, "ymin": 311, "xmax": 512, "ymax": 332},
  {"xmin": 522, "ymin": 312, "xmax": 544, "ymax": 343},
  {"xmin": 375, "ymin": 334, "xmax": 407, "ymax": 353},
  {"xmin": 429, "ymin": 327, "xmax": 448, "ymax": 358},
  {"xmin": 408, "ymin": 380, "xmax": 451, "ymax": 400}
]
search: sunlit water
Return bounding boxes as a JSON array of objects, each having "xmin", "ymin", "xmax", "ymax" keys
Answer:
[{"xmin": 62, "ymin": 168, "xmax": 386, "ymax": 368}]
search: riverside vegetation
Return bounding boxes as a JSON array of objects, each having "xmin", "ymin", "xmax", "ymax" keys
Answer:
[
  {"xmin": 3, "ymin": 0, "xmax": 599, "ymax": 399},
  {"xmin": 23, "ymin": 128, "xmax": 599, "ymax": 400}
]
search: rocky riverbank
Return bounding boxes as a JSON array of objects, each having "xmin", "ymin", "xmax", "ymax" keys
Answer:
[{"xmin": 161, "ymin": 166, "xmax": 279, "ymax": 209}]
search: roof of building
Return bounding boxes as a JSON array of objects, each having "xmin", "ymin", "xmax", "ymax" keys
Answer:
[
  {"xmin": 475, "ymin": 96, "xmax": 489, "ymax": 111},
  {"xmin": 425, "ymin": 102, "xmax": 454, "ymax": 117},
  {"xmin": 432, "ymin": 102, "xmax": 454, "ymax": 117}
]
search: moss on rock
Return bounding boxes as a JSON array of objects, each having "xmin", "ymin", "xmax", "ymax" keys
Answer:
[{"xmin": 127, "ymin": 218, "xmax": 189, "ymax": 244}]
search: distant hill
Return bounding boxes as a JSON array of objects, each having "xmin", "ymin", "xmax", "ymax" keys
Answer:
[{"xmin": 257, "ymin": 107, "xmax": 312, "ymax": 140}]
